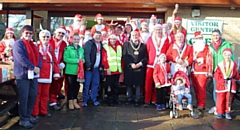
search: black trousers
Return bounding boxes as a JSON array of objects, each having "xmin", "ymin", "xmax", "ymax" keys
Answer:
[
  {"xmin": 106, "ymin": 74, "xmax": 120, "ymax": 103},
  {"xmin": 66, "ymin": 74, "xmax": 80, "ymax": 100},
  {"xmin": 156, "ymin": 87, "xmax": 167, "ymax": 105}
]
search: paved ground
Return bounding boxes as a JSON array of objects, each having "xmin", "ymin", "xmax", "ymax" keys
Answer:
[{"xmin": 8, "ymin": 87, "xmax": 240, "ymax": 130}]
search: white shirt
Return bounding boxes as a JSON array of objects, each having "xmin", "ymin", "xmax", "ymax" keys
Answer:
[{"xmin": 94, "ymin": 43, "xmax": 101, "ymax": 68}]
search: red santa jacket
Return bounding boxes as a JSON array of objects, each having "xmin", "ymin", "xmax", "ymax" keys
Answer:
[
  {"xmin": 49, "ymin": 36, "xmax": 67, "ymax": 67},
  {"xmin": 166, "ymin": 43, "xmax": 193, "ymax": 66},
  {"xmin": 146, "ymin": 36, "xmax": 171, "ymax": 68},
  {"xmin": 214, "ymin": 61, "xmax": 240, "ymax": 93},
  {"xmin": 91, "ymin": 24, "xmax": 108, "ymax": 35},
  {"xmin": 102, "ymin": 41, "xmax": 123, "ymax": 76},
  {"xmin": 192, "ymin": 45, "xmax": 213, "ymax": 74},
  {"xmin": 153, "ymin": 63, "xmax": 171, "ymax": 87},
  {"xmin": 37, "ymin": 43, "xmax": 60, "ymax": 83},
  {"xmin": 0, "ymin": 41, "xmax": 6, "ymax": 54}
]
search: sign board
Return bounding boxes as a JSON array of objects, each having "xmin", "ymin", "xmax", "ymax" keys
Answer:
[{"xmin": 185, "ymin": 19, "xmax": 223, "ymax": 44}]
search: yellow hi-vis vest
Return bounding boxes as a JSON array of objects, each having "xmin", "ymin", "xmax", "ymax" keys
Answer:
[{"xmin": 103, "ymin": 44, "xmax": 122, "ymax": 73}]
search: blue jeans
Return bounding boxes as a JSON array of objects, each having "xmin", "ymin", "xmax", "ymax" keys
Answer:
[
  {"xmin": 83, "ymin": 68, "xmax": 100, "ymax": 103},
  {"xmin": 16, "ymin": 78, "xmax": 38, "ymax": 122},
  {"xmin": 177, "ymin": 93, "xmax": 192, "ymax": 105},
  {"xmin": 213, "ymin": 77, "xmax": 217, "ymax": 106}
]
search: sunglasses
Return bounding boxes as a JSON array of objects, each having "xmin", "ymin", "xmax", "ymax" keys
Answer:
[
  {"xmin": 25, "ymin": 32, "xmax": 33, "ymax": 35},
  {"xmin": 42, "ymin": 36, "xmax": 50, "ymax": 38}
]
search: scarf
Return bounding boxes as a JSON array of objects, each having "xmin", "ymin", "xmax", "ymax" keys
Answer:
[
  {"xmin": 22, "ymin": 39, "xmax": 39, "ymax": 67},
  {"xmin": 212, "ymin": 38, "xmax": 222, "ymax": 51}
]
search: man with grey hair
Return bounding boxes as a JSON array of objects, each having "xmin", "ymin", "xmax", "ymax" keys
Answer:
[{"xmin": 123, "ymin": 31, "xmax": 147, "ymax": 107}]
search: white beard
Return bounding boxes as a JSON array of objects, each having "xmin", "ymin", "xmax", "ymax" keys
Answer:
[
  {"xmin": 73, "ymin": 23, "xmax": 81, "ymax": 30},
  {"xmin": 193, "ymin": 40, "xmax": 205, "ymax": 52},
  {"xmin": 131, "ymin": 24, "xmax": 137, "ymax": 31},
  {"xmin": 140, "ymin": 32, "xmax": 150, "ymax": 43},
  {"xmin": 3, "ymin": 38, "xmax": 15, "ymax": 47}
]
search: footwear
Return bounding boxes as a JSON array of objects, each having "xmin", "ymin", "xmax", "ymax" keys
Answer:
[
  {"xmin": 225, "ymin": 113, "xmax": 232, "ymax": 120},
  {"xmin": 68, "ymin": 100, "xmax": 74, "ymax": 110},
  {"xmin": 161, "ymin": 104, "xmax": 166, "ymax": 110},
  {"xmin": 29, "ymin": 116, "xmax": 38, "ymax": 124},
  {"xmin": 197, "ymin": 106, "xmax": 204, "ymax": 111},
  {"xmin": 57, "ymin": 94, "xmax": 65, "ymax": 100},
  {"xmin": 143, "ymin": 102, "xmax": 150, "ymax": 107},
  {"xmin": 19, "ymin": 121, "xmax": 33, "ymax": 129},
  {"xmin": 214, "ymin": 111, "xmax": 218, "ymax": 115},
  {"xmin": 82, "ymin": 102, "xmax": 87, "ymax": 107},
  {"xmin": 157, "ymin": 104, "xmax": 162, "ymax": 110},
  {"xmin": 187, "ymin": 104, "xmax": 193, "ymax": 111},
  {"xmin": 40, "ymin": 113, "xmax": 51, "ymax": 117},
  {"xmin": 178, "ymin": 105, "xmax": 183, "ymax": 111},
  {"xmin": 93, "ymin": 101, "xmax": 100, "ymax": 106},
  {"xmin": 208, "ymin": 106, "xmax": 216, "ymax": 114},
  {"xmin": 216, "ymin": 113, "xmax": 223, "ymax": 119},
  {"xmin": 134, "ymin": 102, "xmax": 139, "ymax": 107},
  {"xmin": 151, "ymin": 101, "xmax": 157, "ymax": 106},
  {"xmin": 73, "ymin": 99, "xmax": 81, "ymax": 109},
  {"xmin": 50, "ymin": 105, "xmax": 61, "ymax": 111}
]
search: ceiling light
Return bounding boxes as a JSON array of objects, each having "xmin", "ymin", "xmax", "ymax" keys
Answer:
[
  {"xmin": 94, "ymin": 4, "xmax": 102, "ymax": 7},
  {"xmin": 156, "ymin": 7, "xmax": 168, "ymax": 12},
  {"xmin": 142, "ymin": 4, "xmax": 149, "ymax": 7}
]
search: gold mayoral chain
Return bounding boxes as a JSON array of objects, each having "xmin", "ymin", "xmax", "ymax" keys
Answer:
[{"xmin": 130, "ymin": 41, "xmax": 141, "ymax": 55}]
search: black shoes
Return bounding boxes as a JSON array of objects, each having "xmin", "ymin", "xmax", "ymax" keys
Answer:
[
  {"xmin": 143, "ymin": 102, "xmax": 150, "ymax": 107},
  {"xmin": 40, "ymin": 113, "xmax": 51, "ymax": 117},
  {"xmin": 50, "ymin": 105, "xmax": 61, "ymax": 111}
]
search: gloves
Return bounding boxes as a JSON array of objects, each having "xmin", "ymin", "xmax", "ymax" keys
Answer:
[{"xmin": 58, "ymin": 62, "xmax": 65, "ymax": 70}]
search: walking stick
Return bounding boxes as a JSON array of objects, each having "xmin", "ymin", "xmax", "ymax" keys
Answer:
[{"xmin": 228, "ymin": 79, "xmax": 233, "ymax": 112}]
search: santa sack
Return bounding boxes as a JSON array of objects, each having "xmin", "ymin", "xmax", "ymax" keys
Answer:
[{"xmin": 77, "ymin": 60, "xmax": 85, "ymax": 82}]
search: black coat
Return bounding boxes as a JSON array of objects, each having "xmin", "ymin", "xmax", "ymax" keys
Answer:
[{"xmin": 123, "ymin": 42, "xmax": 148, "ymax": 86}]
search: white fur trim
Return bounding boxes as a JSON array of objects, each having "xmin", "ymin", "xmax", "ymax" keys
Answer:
[
  {"xmin": 155, "ymin": 83, "xmax": 160, "ymax": 86},
  {"xmin": 55, "ymin": 28, "xmax": 66, "ymax": 34},
  {"xmin": 53, "ymin": 74, "xmax": 60, "ymax": 78},
  {"xmin": 59, "ymin": 62, "xmax": 65, "ymax": 69},
  {"xmin": 6, "ymin": 30, "xmax": 14, "ymax": 34},
  {"xmin": 196, "ymin": 58, "xmax": 203, "ymax": 64},
  {"xmin": 174, "ymin": 20, "xmax": 181, "ymax": 23}
]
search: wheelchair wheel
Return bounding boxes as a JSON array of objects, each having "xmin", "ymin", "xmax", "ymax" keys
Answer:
[
  {"xmin": 174, "ymin": 111, "xmax": 179, "ymax": 118},
  {"xmin": 170, "ymin": 111, "xmax": 173, "ymax": 119},
  {"xmin": 190, "ymin": 111, "xmax": 199, "ymax": 119}
]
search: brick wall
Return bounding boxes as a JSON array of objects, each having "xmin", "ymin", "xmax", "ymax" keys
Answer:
[{"xmin": 165, "ymin": 7, "xmax": 240, "ymax": 62}]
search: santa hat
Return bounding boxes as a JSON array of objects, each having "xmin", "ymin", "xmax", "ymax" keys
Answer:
[
  {"xmin": 194, "ymin": 31, "xmax": 203, "ymax": 38},
  {"xmin": 74, "ymin": 14, "xmax": 82, "ymax": 21},
  {"xmin": 140, "ymin": 20, "xmax": 147, "ymax": 25},
  {"xmin": 150, "ymin": 14, "xmax": 157, "ymax": 20},
  {"xmin": 222, "ymin": 48, "xmax": 232, "ymax": 55},
  {"xmin": 66, "ymin": 27, "xmax": 71, "ymax": 33},
  {"xmin": 108, "ymin": 34, "xmax": 117, "ymax": 39},
  {"xmin": 94, "ymin": 13, "xmax": 104, "ymax": 21},
  {"xmin": 158, "ymin": 53, "xmax": 166, "ymax": 59},
  {"xmin": 174, "ymin": 16, "xmax": 182, "ymax": 23},
  {"xmin": 5, "ymin": 28, "xmax": 14, "ymax": 34},
  {"xmin": 130, "ymin": 18, "xmax": 137, "ymax": 22},
  {"xmin": 55, "ymin": 26, "xmax": 66, "ymax": 34},
  {"xmin": 85, "ymin": 30, "xmax": 91, "ymax": 35},
  {"xmin": 154, "ymin": 24, "xmax": 162, "ymax": 30}
]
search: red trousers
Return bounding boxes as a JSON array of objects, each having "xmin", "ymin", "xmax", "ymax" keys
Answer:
[
  {"xmin": 49, "ymin": 77, "xmax": 64, "ymax": 104},
  {"xmin": 191, "ymin": 73, "xmax": 207, "ymax": 108},
  {"xmin": 216, "ymin": 92, "xmax": 233, "ymax": 114},
  {"xmin": 144, "ymin": 67, "xmax": 156, "ymax": 103},
  {"xmin": 32, "ymin": 83, "xmax": 51, "ymax": 116}
]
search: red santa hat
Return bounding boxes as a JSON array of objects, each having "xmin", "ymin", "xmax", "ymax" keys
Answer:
[
  {"xmin": 95, "ymin": 13, "xmax": 104, "ymax": 21},
  {"xmin": 74, "ymin": 14, "xmax": 82, "ymax": 21},
  {"xmin": 194, "ymin": 31, "xmax": 203, "ymax": 38},
  {"xmin": 55, "ymin": 26, "xmax": 66, "ymax": 34},
  {"xmin": 150, "ymin": 14, "xmax": 157, "ymax": 20},
  {"xmin": 140, "ymin": 20, "xmax": 147, "ymax": 25},
  {"xmin": 174, "ymin": 16, "xmax": 182, "ymax": 23},
  {"xmin": 154, "ymin": 24, "xmax": 162, "ymax": 30},
  {"xmin": 5, "ymin": 28, "xmax": 14, "ymax": 34},
  {"xmin": 85, "ymin": 30, "xmax": 91, "ymax": 35},
  {"xmin": 222, "ymin": 48, "xmax": 232, "ymax": 55},
  {"xmin": 108, "ymin": 34, "xmax": 117, "ymax": 39}
]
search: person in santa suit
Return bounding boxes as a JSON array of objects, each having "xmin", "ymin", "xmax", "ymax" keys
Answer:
[
  {"xmin": 149, "ymin": 14, "xmax": 157, "ymax": 34},
  {"xmin": 123, "ymin": 23, "xmax": 133, "ymax": 43},
  {"xmin": 144, "ymin": 24, "xmax": 170, "ymax": 107},
  {"xmin": 101, "ymin": 28, "xmax": 109, "ymax": 45},
  {"xmin": 67, "ymin": 14, "xmax": 85, "ymax": 43},
  {"xmin": 123, "ymin": 31, "xmax": 147, "ymax": 107},
  {"xmin": 32, "ymin": 30, "xmax": 60, "ymax": 118},
  {"xmin": 48, "ymin": 26, "xmax": 68, "ymax": 110},
  {"xmin": 0, "ymin": 28, "xmax": 16, "ymax": 61},
  {"xmin": 130, "ymin": 18, "xmax": 140, "ymax": 33},
  {"xmin": 153, "ymin": 53, "xmax": 171, "ymax": 110},
  {"xmin": 139, "ymin": 20, "xmax": 150, "ymax": 44},
  {"xmin": 83, "ymin": 30, "xmax": 92, "ymax": 44},
  {"xmin": 91, "ymin": 13, "xmax": 108, "ymax": 35},
  {"xmin": 190, "ymin": 31, "xmax": 213, "ymax": 111},
  {"xmin": 162, "ymin": 23, "xmax": 172, "ymax": 44},
  {"xmin": 214, "ymin": 48, "xmax": 239, "ymax": 120},
  {"xmin": 166, "ymin": 33, "xmax": 193, "ymax": 75}
]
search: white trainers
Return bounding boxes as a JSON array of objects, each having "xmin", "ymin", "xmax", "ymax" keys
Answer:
[
  {"xmin": 178, "ymin": 105, "xmax": 183, "ymax": 111},
  {"xmin": 187, "ymin": 104, "xmax": 193, "ymax": 111},
  {"xmin": 208, "ymin": 106, "xmax": 216, "ymax": 114}
]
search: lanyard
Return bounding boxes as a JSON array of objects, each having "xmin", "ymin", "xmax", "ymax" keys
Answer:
[
  {"xmin": 41, "ymin": 44, "xmax": 49, "ymax": 56},
  {"xmin": 223, "ymin": 61, "xmax": 232, "ymax": 78}
]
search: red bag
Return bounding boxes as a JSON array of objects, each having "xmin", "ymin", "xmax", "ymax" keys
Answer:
[{"xmin": 77, "ymin": 60, "xmax": 85, "ymax": 82}]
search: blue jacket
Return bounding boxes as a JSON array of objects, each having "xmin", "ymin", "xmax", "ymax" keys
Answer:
[{"xmin": 13, "ymin": 39, "xmax": 42, "ymax": 79}]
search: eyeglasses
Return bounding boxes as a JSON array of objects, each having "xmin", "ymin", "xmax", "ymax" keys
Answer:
[
  {"xmin": 42, "ymin": 36, "xmax": 50, "ymax": 38},
  {"xmin": 25, "ymin": 32, "xmax": 33, "ymax": 35},
  {"xmin": 58, "ymin": 32, "xmax": 65, "ymax": 35}
]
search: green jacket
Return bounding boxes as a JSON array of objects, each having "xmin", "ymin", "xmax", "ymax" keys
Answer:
[
  {"xmin": 208, "ymin": 39, "xmax": 234, "ymax": 71},
  {"xmin": 64, "ymin": 44, "xmax": 85, "ymax": 75}
]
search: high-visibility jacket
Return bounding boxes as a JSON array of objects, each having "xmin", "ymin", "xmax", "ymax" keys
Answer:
[{"xmin": 103, "ymin": 44, "xmax": 122, "ymax": 73}]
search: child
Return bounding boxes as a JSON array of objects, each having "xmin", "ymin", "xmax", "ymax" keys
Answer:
[
  {"xmin": 153, "ymin": 53, "xmax": 171, "ymax": 110},
  {"xmin": 214, "ymin": 48, "xmax": 239, "ymax": 120},
  {"xmin": 172, "ymin": 71, "xmax": 192, "ymax": 111}
]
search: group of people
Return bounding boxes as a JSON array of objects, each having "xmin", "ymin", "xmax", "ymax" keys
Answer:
[{"xmin": 5, "ymin": 8, "xmax": 238, "ymax": 129}]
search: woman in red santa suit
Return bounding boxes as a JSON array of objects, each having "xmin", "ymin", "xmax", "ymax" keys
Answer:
[
  {"xmin": 166, "ymin": 33, "xmax": 193, "ymax": 76},
  {"xmin": 32, "ymin": 30, "xmax": 60, "ymax": 118},
  {"xmin": 144, "ymin": 24, "xmax": 170, "ymax": 107},
  {"xmin": 190, "ymin": 31, "xmax": 213, "ymax": 111},
  {"xmin": 91, "ymin": 13, "xmax": 108, "ymax": 35},
  {"xmin": 139, "ymin": 20, "xmax": 151, "ymax": 44},
  {"xmin": 0, "ymin": 28, "xmax": 16, "ymax": 61},
  {"xmin": 48, "ymin": 26, "xmax": 68, "ymax": 110},
  {"xmin": 214, "ymin": 48, "xmax": 240, "ymax": 120}
]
